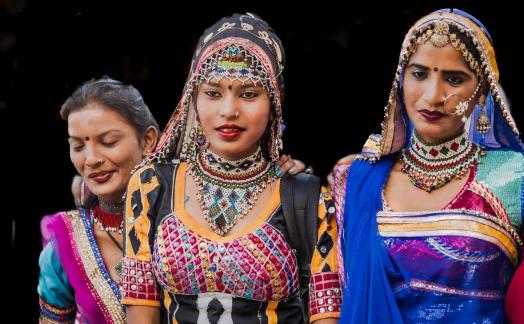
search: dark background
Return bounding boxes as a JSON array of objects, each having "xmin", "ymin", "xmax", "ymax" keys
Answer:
[{"xmin": 3, "ymin": 0, "xmax": 522, "ymax": 319}]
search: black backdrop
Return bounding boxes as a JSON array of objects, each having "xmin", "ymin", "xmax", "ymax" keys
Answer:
[{"xmin": 3, "ymin": 0, "xmax": 522, "ymax": 319}]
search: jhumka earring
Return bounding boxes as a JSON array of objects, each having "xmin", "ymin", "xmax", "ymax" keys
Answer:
[
  {"xmin": 196, "ymin": 123, "xmax": 208, "ymax": 149},
  {"xmin": 476, "ymin": 94, "xmax": 491, "ymax": 134}
]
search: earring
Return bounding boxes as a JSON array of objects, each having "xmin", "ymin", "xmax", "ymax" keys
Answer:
[
  {"xmin": 196, "ymin": 123, "xmax": 208, "ymax": 149},
  {"xmin": 476, "ymin": 94, "xmax": 491, "ymax": 134}
]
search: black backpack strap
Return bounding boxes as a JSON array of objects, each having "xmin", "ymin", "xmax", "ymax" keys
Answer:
[{"xmin": 280, "ymin": 173, "xmax": 321, "ymax": 322}]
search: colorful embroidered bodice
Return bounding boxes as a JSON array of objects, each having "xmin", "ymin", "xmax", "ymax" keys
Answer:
[
  {"xmin": 153, "ymin": 215, "xmax": 299, "ymax": 301},
  {"xmin": 122, "ymin": 162, "xmax": 341, "ymax": 323}
]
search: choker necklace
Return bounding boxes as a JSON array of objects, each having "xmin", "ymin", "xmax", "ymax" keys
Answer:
[
  {"xmin": 188, "ymin": 147, "xmax": 277, "ymax": 236},
  {"xmin": 401, "ymin": 131, "xmax": 483, "ymax": 192},
  {"xmin": 98, "ymin": 198, "xmax": 124, "ymax": 214},
  {"xmin": 93, "ymin": 202, "xmax": 124, "ymax": 234}
]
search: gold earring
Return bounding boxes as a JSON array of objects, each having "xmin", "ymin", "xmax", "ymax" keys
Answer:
[
  {"xmin": 476, "ymin": 94, "xmax": 491, "ymax": 134},
  {"xmin": 196, "ymin": 123, "xmax": 208, "ymax": 149}
]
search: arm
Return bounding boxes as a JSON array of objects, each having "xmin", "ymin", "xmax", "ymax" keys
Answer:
[
  {"xmin": 309, "ymin": 188, "xmax": 342, "ymax": 323},
  {"xmin": 122, "ymin": 165, "xmax": 162, "ymax": 321},
  {"xmin": 38, "ymin": 244, "xmax": 77, "ymax": 323},
  {"xmin": 126, "ymin": 305, "xmax": 160, "ymax": 324},
  {"xmin": 327, "ymin": 154, "xmax": 357, "ymax": 193}
]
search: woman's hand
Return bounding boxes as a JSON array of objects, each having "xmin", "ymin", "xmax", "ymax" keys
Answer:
[
  {"xmin": 71, "ymin": 174, "xmax": 96, "ymax": 208},
  {"xmin": 72, "ymin": 175, "xmax": 83, "ymax": 208},
  {"xmin": 327, "ymin": 154, "xmax": 358, "ymax": 192},
  {"xmin": 277, "ymin": 154, "xmax": 306, "ymax": 176}
]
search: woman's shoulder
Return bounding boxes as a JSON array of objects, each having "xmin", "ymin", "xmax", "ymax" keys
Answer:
[
  {"xmin": 132, "ymin": 161, "xmax": 180, "ymax": 184},
  {"xmin": 40, "ymin": 211, "xmax": 76, "ymax": 246},
  {"xmin": 476, "ymin": 149, "xmax": 524, "ymax": 229},
  {"xmin": 281, "ymin": 172, "xmax": 321, "ymax": 187},
  {"xmin": 477, "ymin": 149, "xmax": 524, "ymax": 183},
  {"xmin": 480, "ymin": 149, "xmax": 524, "ymax": 170}
]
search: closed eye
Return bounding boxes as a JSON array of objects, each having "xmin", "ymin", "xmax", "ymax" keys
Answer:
[
  {"xmin": 102, "ymin": 140, "xmax": 118, "ymax": 147},
  {"xmin": 72, "ymin": 144, "xmax": 84, "ymax": 152}
]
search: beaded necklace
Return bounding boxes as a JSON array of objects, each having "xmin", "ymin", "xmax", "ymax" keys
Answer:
[
  {"xmin": 188, "ymin": 147, "xmax": 277, "ymax": 236},
  {"xmin": 401, "ymin": 131, "xmax": 483, "ymax": 192}
]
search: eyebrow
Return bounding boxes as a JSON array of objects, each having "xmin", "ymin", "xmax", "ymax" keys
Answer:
[
  {"xmin": 240, "ymin": 83, "xmax": 259, "ymax": 89},
  {"xmin": 406, "ymin": 63, "xmax": 471, "ymax": 77},
  {"xmin": 68, "ymin": 129, "xmax": 122, "ymax": 141},
  {"xmin": 204, "ymin": 81, "xmax": 260, "ymax": 89},
  {"xmin": 205, "ymin": 81, "xmax": 221, "ymax": 88}
]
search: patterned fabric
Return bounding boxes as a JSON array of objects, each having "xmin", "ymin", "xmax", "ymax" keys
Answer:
[
  {"xmin": 335, "ymin": 150, "xmax": 523, "ymax": 322},
  {"xmin": 309, "ymin": 189, "xmax": 341, "ymax": 321},
  {"xmin": 189, "ymin": 147, "xmax": 277, "ymax": 236},
  {"xmin": 334, "ymin": 163, "xmax": 351, "ymax": 286},
  {"xmin": 39, "ymin": 297, "xmax": 76, "ymax": 324},
  {"xmin": 140, "ymin": 13, "xmax": 286, "ymax": 167},
  {"xmin": 401, "ymin": 131, "xmax": 483, "ymax": 192},
  {"xmin": 123, "ymin": 14, "xmax": 340, "ymax": 322},
  {"xmin": 337, "ymin": 8, "xmax": 524, "ymax": 323},
  {"xmin": 475, "ymin": 150, "xmax": 524, "ymax": 230},
  {"xmin": 308, "ymin": 273, "xmax": 342, "ymax": 319},
  {"xmin": 358, "ymin": 9, "xmax": 523, "ymax": 162},
  {"xmin": 201, "ymin": 44, "xmax": 273, "ymax": 94},
  {"xmin": 123, "ymin": 162, "xmax": 339, "ymax": 322},
  {"xmin": 121, "ymin": 258, "xmax": 159, "ymax": 303},
  {"xmin": 38, "ymin": 210, "xmax": 126, "ymax": 323},
  {"xmin": 154, "ymin": 214, "xmax": 299, "ymax": 300}
]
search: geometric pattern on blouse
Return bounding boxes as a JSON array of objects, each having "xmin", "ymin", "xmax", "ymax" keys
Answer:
[
  {"xmin": 308, "ymin": 272, "xmax": 342, "ymax": 317},
  {"xmin": 121, "ymin": 258, "xmax": 160, "ymax": 302},
  {"xmin": 309, "ymin": 191, "xmax": 342, "ymax": 321},
  {"xmin": 153, "ymin": 215, "xmax": 299, "ymax": 301}
]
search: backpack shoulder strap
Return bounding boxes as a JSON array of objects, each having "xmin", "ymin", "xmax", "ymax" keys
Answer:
[{"xmin": 280, "ymin": 173, "xmax": 321, "ymax": 274}]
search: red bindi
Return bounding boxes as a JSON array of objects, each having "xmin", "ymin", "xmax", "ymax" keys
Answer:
[
  {"xmin": 433, "ymin": 67, "xmax": 439, "ymax": 72},
  {"xmin": 85, "ymin": 136, "xmax": 90, "ymax": 141}
]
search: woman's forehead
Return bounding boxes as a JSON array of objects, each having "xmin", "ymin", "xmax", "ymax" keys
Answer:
[{"xmin": 407, "ymin": 43, "xmax": 471, "ymax": 71}]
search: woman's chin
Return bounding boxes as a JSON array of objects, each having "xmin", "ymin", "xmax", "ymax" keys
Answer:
[{"xmin": 88, "ymin": 182, "xmax": 125, "ymax": 202}]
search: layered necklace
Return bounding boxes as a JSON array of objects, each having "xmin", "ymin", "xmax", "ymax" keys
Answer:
[
  {"xmin": 188, "ymin": 147, "xmax": 277, "ymax": 236},
  {"xmin": 92, "ymin": 199, "xmax": 125, "ymax": 279},
  {"xmin": 401, "ymin": 131, "xmax": 483, "ymax": 192}
]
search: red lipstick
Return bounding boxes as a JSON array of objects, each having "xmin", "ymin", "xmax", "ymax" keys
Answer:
[{"xmin": 215, "ymin": 124, "xmax": 245, "ymax": 140}]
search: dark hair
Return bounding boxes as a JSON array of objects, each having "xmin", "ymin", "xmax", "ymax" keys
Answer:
[
  {"xmin": 60, "ymin": 77, "xmax": 160, "ymax": 138},
  {"xmin": 449, "ymin": 25, "xmax": 482, "ymax": 68}
]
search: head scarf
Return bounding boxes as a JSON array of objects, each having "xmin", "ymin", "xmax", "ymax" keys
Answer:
[
  {"xmin": 140, "ymin": 13, "xmax": 285, "ymax": 168},
  {"xmin": 359, "ymin": 8, "xmax": 523, "ymax": 162}
]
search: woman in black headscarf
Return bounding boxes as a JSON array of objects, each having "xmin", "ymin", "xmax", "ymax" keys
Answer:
[{"xmin": 122, "ymin": 13, "xmax": 340, "ymax": 324}]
